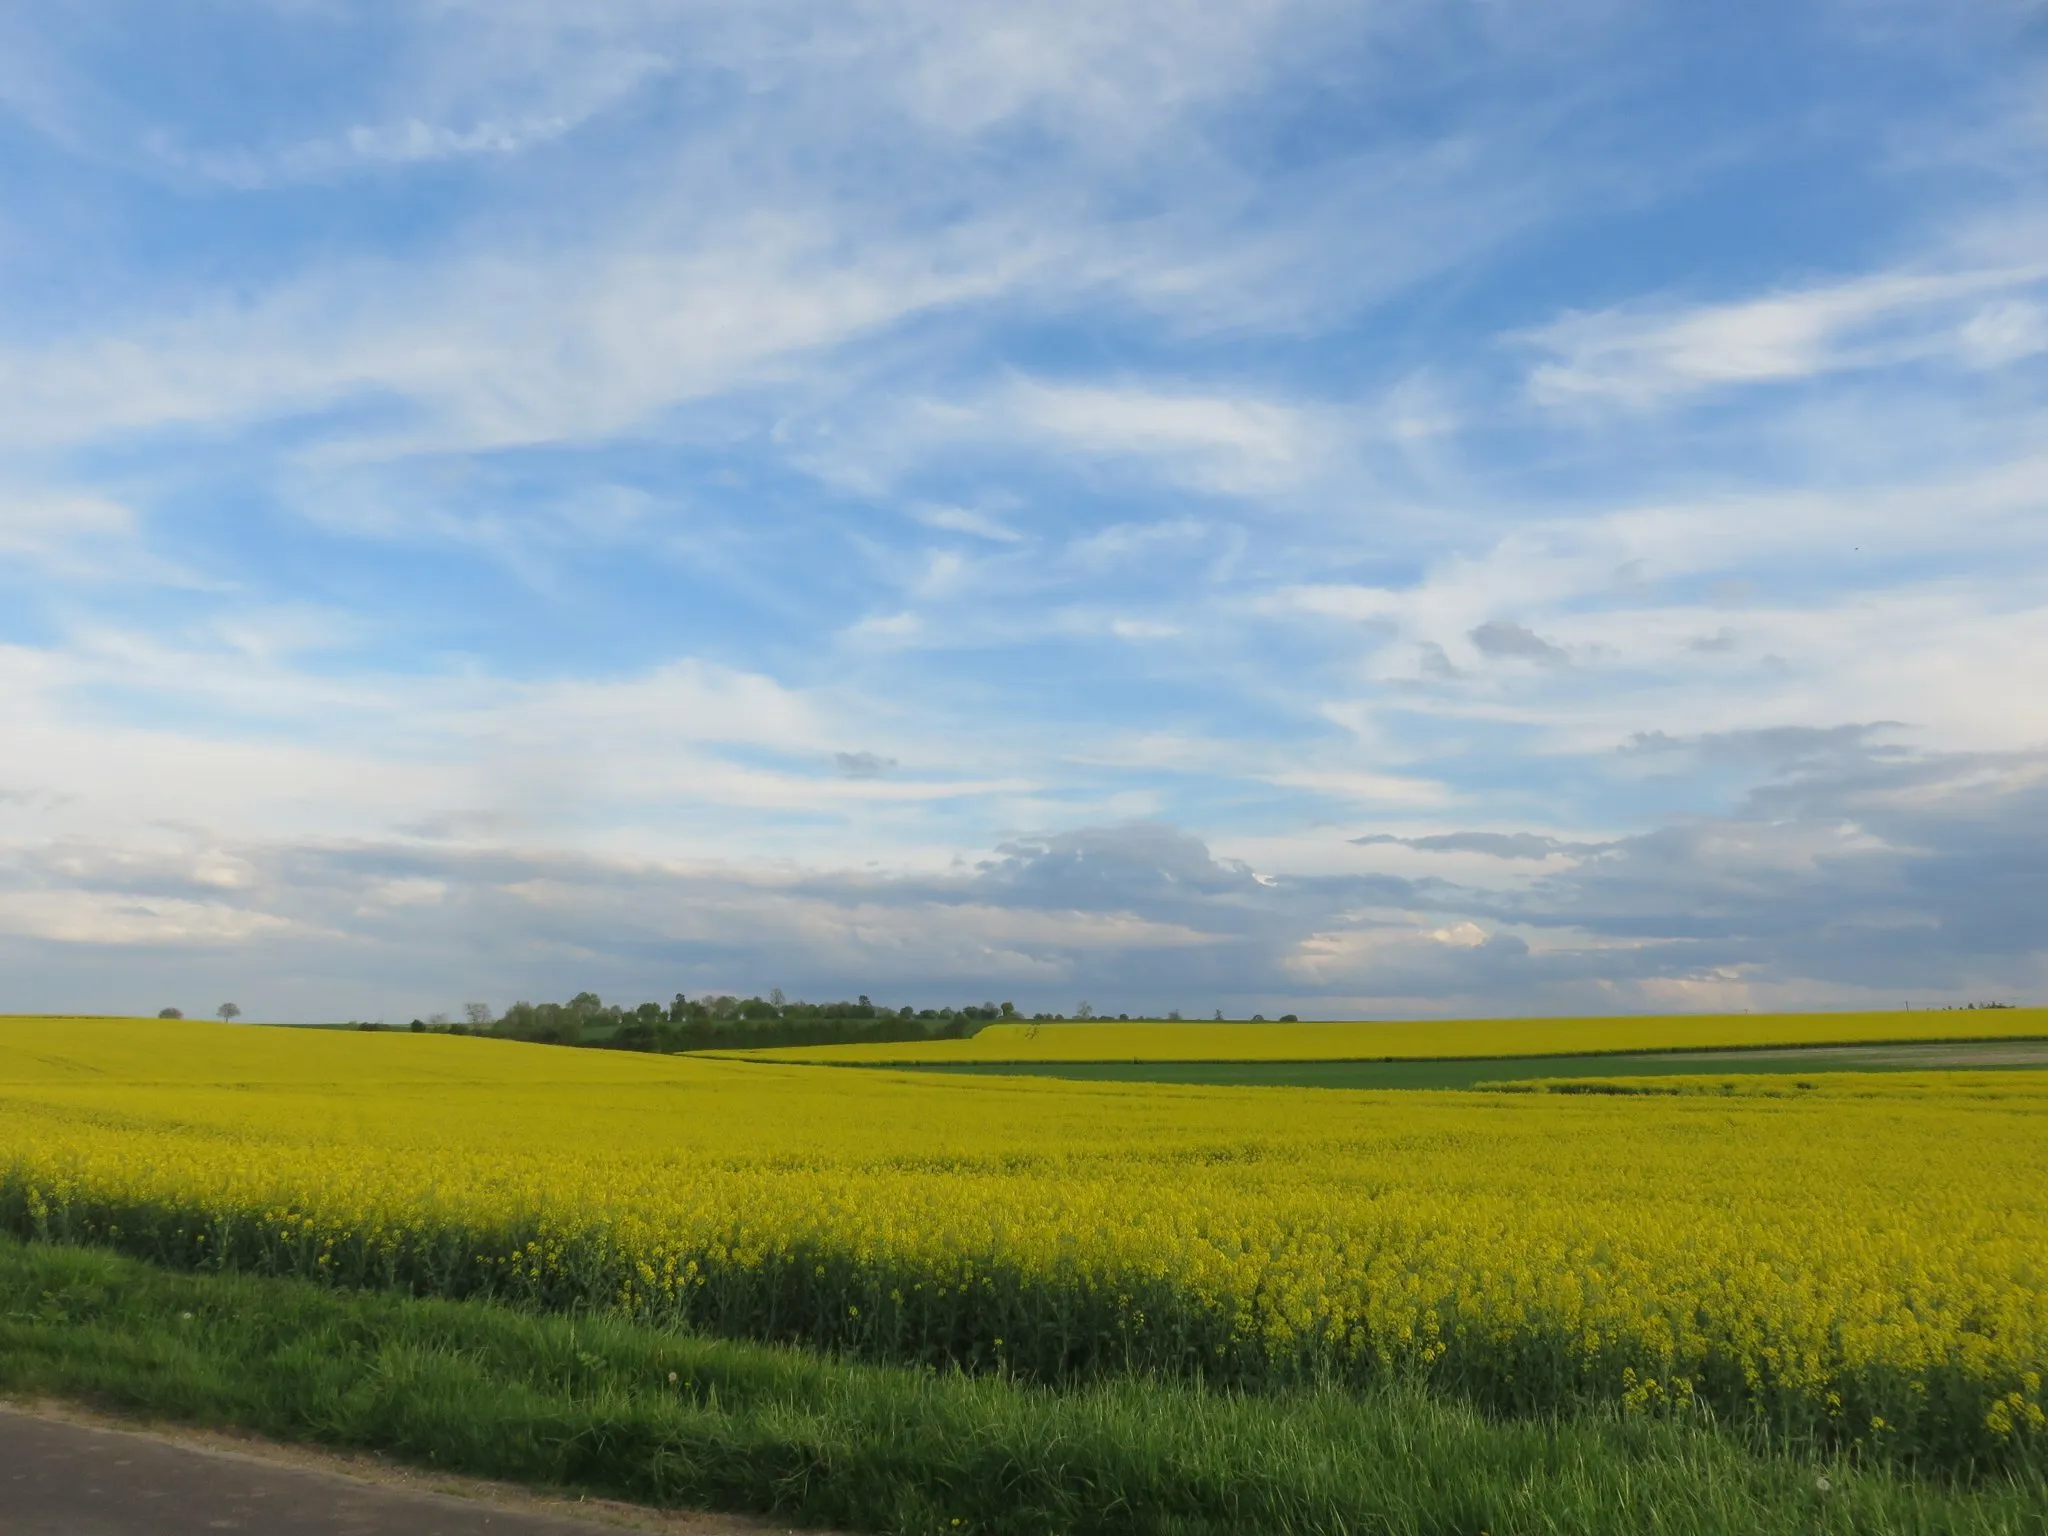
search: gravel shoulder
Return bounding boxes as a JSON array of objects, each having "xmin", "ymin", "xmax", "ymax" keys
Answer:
[{"xmin": 0, "ymin": 1400, "xmax": 818, "ymax": 1536}]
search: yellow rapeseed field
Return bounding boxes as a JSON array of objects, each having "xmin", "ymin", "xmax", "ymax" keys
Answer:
[
  {"xmin": 2, "ymin": 1015, "xmax": 2045, "ymax": 1470},
  {"xmin": 728, "ymin": 1008, "xmax": 2048, "ymax": 1064}
]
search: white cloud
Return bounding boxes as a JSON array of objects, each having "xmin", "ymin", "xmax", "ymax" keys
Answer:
[
  {"xmin": 0, "ymin": 483, "xmax": 218, "ymax": 591},
  {"xmin": 1957, "ymin": 298, "xmax": 2048, "ymax": 366},
  {"xmin": 844, "ymin": 611, "xmax": 924, "ymax": 646},
  {"xmin": 365, "ymin": 878, "xmax": 448, "ymax": 909},
  {"xmin": 1066, "ymin": 517, "xmax": 1210, "ymax": 569},
  {"xmin": 484, "ymin": 659, "xmax": 829, "ymax": 752},
  {"xmin": 1260, "ymin": 768, "xmax": 1451, "ymax": 806},
  {"xmin": 1249, "ymin": 444, "xmax": 2048, "ymax": 784},
  {"xmin": 1002, "ymin": 380, "xmax": 1329, "ymax": 494},
  {"xmin": 0, "ymin": 629, "xmax": 1059, "ymax": 875},
  {"xmin": 139, "ymin": 47, "xmax": 672, "ymax": 187},
  {"xmin": 3, "ymin": 0, "xmax": 2045, "ymax": 1019},
  {"xmin": 866, "ymin": 0, "xmax": 1320, "ymax": 142},
  {"xmin": 1522, "ymin": 264, "xmax": 2048, "ymax": 405},
  {"xmin": 5, "ymin": 739, "xmax": 2046, "ymax": 1017},
  {"xmin": 0, "ymin": 215, "xmax": 1047, "ymax": 460},
  {"xmin": 0, "ymin": 0, "xmax": 1600, "ymax": 516},
  {"xmin": 0, "ymin": 488, "xmax": 138, "ymax": 575},
  {"xmin": 0, "ymin": 889, "xmax": 303, "ymax": 946},
  {"xmin": 910, "ymin": 503, "xmax": 1024, "ymax": 542}
]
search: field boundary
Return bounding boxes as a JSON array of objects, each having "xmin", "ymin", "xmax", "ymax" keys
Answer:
[{"xmin": 703, "ymin": 1031, "xmax": 2048, "ymax": 1068}]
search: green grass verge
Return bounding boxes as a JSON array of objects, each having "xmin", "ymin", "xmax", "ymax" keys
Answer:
[{"xmin": 3, "ymin": 1237, "xmax": 2043, "ymax": 1536}]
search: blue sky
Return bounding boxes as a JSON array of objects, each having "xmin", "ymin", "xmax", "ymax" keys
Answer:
[{"xmin": 2, "ymin": 1, "xmax": 2044, "ymax": 1021}]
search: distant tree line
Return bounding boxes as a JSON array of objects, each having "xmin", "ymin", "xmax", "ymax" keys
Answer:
[
  {"xmin": 479, "ymin": 991, "xmax": 1018, "ymax": 1054},
  {"xmin": 161, "ymin": 1000, "xmax": 1328, "ymax": 1037}
]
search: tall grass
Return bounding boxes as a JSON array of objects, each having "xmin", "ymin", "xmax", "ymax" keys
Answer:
[
  {"xmin": 4, "ymin": 1237, "xmax": 2045, "ymax": 1536},
  {"xmin": 8, "ymin": 1172, "xmax": 2041, "ymax": 1481}
]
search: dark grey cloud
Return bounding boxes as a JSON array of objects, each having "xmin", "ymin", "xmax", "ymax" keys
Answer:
[
  {"xmin": 977, "ymin": 823, "xmax": 1264, "ymax": 907},
  {"xmin": 2, "ymin": 742, "xmax": 2042, "ymax": 1019},
  {"xmin": 1470, "ymin": 620, "xmax": 1567, "ymax": 664},
  {"xmin": 1417, "ymin": 641, "xmax": 1466, "ymax": 680},
  {"xmin": 833, "ymin": 751, "xmax": 898, "ymax": 778},
  {"xmin": 1462, "ymin": 746, "xmax": 2048, "ymax": 993},
  {"xmin": 1620, "ymin": 723, "xmax": 1904, "ymax": 768}
]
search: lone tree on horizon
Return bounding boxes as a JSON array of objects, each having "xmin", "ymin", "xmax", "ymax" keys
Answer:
[{"xmin": 217, "ymin": 1002, "xmax": 241, "ymax": 1023}]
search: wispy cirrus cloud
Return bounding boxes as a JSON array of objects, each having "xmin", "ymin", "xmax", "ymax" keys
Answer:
[
  {"xmin": 997, "ymin": 380, "xmax": 1332, "ymax": 495},
  {"xmin": 136, "ymin": 46, "xmax": 674, "ymax": 188},
  {"xmin": 1520, "ymin": 263, "xmax": 2048, "ymax": 406}
]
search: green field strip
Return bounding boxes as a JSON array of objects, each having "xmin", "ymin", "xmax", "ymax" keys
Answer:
[
  {"xmin": 855, "ymin": 1038, "xmax": 2048, "ymax": 1090},
  {"xmin": 717, "ymin": 1009, "xmax": 2048, "ymax": 1066}
]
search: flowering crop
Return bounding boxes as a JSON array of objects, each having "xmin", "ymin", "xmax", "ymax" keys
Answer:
[
  {"xmin": 730, "ymin": 1008, "xmax": 2048, "ymax": 1064},
  {"xmin": 2, "ymin": 1015, "xmax": 2044, "ymax": 1473}
]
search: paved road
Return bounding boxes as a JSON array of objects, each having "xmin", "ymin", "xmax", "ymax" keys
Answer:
[{"xmin": 0, "ymin": 1405, "xmax": 797, "ymax": 1536}]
